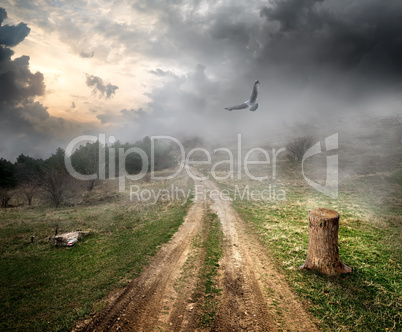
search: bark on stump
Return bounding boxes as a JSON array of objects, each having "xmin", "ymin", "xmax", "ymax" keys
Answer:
[{"xmin": 299, "ymin": 208, "xmax": 352, "ymax": 275}]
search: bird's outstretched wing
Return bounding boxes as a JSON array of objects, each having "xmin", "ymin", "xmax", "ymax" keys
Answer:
[
  {"xmin": 249, "ymin": 82, "xmax": 259, "ymax": 104},
  {"xmin": 224, "ymin": 80, "xmax": 260, "ymax": 111},
  {"xmin": 249, "ymin": 103, "xmax": 259, "ymax": 112},
  {"xmin": 225, "ymin": 103, "xmax": 248, "ymax": 111}
]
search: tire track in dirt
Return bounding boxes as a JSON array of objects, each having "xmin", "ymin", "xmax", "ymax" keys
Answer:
[
  {"xmin": 203, "ymin": 179, "xmax": 320, "ymax": 332},
  {"xmin": 74, "ymin": 178, "xmax": 207, "ymax": 332},
  {"xmin": 74, "ymin": 173, "xmax": 320, "ymax": 331},
  {"xmin": 116, "ymin": 198, "xmax": 205, "ymax": 332}
]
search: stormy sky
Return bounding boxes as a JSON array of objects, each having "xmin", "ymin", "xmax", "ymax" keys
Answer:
[{"xmin": 0, "ymin": 0, "xmax": 401, "ymax": 160}]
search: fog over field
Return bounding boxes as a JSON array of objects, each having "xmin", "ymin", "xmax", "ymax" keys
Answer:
[{"xmin": 0, "ymin": 0, "xmax": 401, "ymax": 161}]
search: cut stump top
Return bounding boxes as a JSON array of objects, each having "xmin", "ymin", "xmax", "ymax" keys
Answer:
[{"xmin": 309, "ymin": 208, "xmax": 339, "ymax": 219}]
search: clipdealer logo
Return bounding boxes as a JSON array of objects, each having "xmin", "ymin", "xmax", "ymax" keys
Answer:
[
  {"xmin": 302, "ymin": 133, "xmax": 338, "ymax": 199},
  {"xmin": 64, "ymin": 133, "xmax": 339, "ymax": 200}
]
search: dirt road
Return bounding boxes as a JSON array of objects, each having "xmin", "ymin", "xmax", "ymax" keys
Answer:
[{"xmin": 75, "ymin": 175, "xmax": 319, "ymax": 331}]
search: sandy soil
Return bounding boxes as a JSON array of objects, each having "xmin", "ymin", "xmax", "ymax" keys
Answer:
[
  {"xmin": 204, "ymin": 179, "xmax": 319, "ymax": 332},
  {"xmin": 74, "ymin": 175, "xmax": 320, "ymax": 331}
]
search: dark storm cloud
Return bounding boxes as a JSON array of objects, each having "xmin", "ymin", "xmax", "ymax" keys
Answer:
[
  {"xmin": 0, "ymin": 7, "xmax": 6, "ymax": 24},
  {"xmin": 0, "ymin": 7, "xmax": 54, "ymax": 159},
  {"xmin": 0, "ymin": 22, "xmax": 30, "ymax": 46},
  {"xmin": 0, "ymin": 7, "xmax": 100, "ymax": 160},
  {"xmin": 0, "ymin": 6, "xmax": 30, "ymax": 47},
  {"xmin": 260, "ymin": 0, "xmax": 325, "ymax": 33},
  {"xmin": 258, "ymin": 0, "xmax": 402, "ymax": 95},
  {"xmin": 85, "ymin": 74, "xmax": 118, "ymax": 99},
  {"xmin": 0, "ymin": 44, "xmax": 12, "ymax": 61},
  {"xmin": 0, "ymin": 8, "xmax": 45, "ymax": 112},
  {"xmin": 0, "ymin": 55, "xmax": 45, "ymax": 104},
  {"xmin": 103, "ymin": 1, "xmax": 256, "ymax": 77},
  {"xmin": 209, "ymin": 19, "xmax": 249, "ymax": 46},
  {"xmin": 16, "ymin": 101, "xmax": 49, "ymax": 122}
]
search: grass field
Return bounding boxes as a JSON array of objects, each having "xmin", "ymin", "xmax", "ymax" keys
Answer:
[
  {"xmin": 1, "ymin": 138, "xmax": 400, "ymax": 331},
  {"xmin": 199, "ymin": 212, "xmax": 223, "ymax": 328},
  {"xmin": 0, "ymin": 175, "xmax": 192, "ymax": 331},
  {"xmin": 212, "ymin": 159, "xmax": 401, "ymax": 331}
]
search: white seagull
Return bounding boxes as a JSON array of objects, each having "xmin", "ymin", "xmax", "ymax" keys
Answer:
[{"xmin": 225, "ymin": 80, "xmax": 260, "ymax": 112}]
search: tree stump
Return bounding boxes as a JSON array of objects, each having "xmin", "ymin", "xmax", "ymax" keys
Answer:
[{"xmin": 298, "ymin": 208, "xmax": 352, "ymax": 275}]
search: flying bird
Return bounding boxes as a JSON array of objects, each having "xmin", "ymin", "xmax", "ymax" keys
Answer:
[{"xmin": 225, "ymin": 80, "xmax": 260, "ymax": 112}]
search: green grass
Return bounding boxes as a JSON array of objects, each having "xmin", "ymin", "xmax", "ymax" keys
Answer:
[
  {"xmin": 0, "ymin": 188, "xmax": 191, "ymax": 331},
  {"xmin": 199, "ymin": 213, "xmax": 223, "ymax": 327},
  {"xmin": 211, "ymin": 162, "xmax": 402, "ymax": 332}
]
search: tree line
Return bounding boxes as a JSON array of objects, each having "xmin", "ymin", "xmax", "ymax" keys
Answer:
[{"xmin": 0, "ymin": 136, "xmax": 175, "ymax": 208}]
